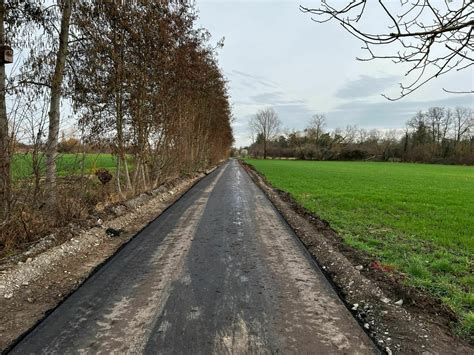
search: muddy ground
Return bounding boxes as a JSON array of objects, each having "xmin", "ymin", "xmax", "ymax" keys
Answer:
[{"xmin": 241, "ymin": 160, "xmax": 472, "ymax": 355}]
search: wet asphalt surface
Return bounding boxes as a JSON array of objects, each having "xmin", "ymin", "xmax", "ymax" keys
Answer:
[{"xmin": 9, "ymin": 160, "xmax": 377, "ymax": 354}]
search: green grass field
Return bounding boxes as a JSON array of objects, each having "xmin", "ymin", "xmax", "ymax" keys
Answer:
[
  {"xmin": 246, "ymin": 159, "xmax": 474, "ymax": 336},
  {"xmin": 12, "ymin": 153, "xmax": 123, "ymax": 180}
]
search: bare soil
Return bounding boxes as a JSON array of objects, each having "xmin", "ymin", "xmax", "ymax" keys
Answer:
[
  {"xmin": 0, "ymin": 171, "xmax": 212, "ymax": 352},
  {"xmin": 241, "ymin": 160, "xmax": 473, "ymax": 355}
]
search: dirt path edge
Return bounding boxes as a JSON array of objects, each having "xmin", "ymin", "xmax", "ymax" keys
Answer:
[
  {"xmin": 0, "ymin": 164, "xmax": 221, "ymax": 353},
  {"xmin": 240, "ymin": 160, "xmax": 472, "ymax": 355}
]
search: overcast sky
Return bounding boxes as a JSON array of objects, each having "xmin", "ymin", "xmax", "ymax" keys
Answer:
[{"xmin": 196, "ymin": 0, "xmax": 474, "ymax": 147}]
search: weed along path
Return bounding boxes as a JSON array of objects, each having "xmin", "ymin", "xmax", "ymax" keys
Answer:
[{"xmin": 8, "ymin": 160, "xmax": 376, "ymax": 354}]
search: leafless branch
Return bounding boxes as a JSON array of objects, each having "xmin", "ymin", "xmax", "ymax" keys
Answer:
[{"xmin": 300, "ymin": 0, "xmax": 474, "ymax": 99}]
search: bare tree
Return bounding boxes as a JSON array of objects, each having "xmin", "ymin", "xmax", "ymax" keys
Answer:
[
  {"xmin": 308, "ymin": 113, "xmax": 326, "ymax": 142},
  {"xmin": 382, "ymin": 129, "xmax": 402, "ymax": 160},
  {"xmin": 249, "ymin": 108, "xmax": 281, "ymax": 159},
  {"xmin": 44, "ymin": 0, "xmax": 72, "ymax": 209},
  {"xmin": 334, "ymin": 125, "xmax": 358, "ymax": 144},
  {"xmin": 442, "ymin": 108, "xmax": 453, "ymax": 141},
  {"xmin": 300, "ymin": 1, "xmax": 474, "ymax": 99},
  {"xmin": 357, "ymin": 128, "xmax": 369, "ymax": 144},
  {"xmin": 0, "ymin": 0, "xmax": 45, "ymax": 219},
  {"xmin": 426, "ymin": 107, "xmax": 445, "ymax": 144},
  {"xmin": 0, "ymin": 0, "xmax": 10, "ymax": 218},
  {"xmin": 453, "ymin": 107, "xmax": 473, "ymax": 142}
]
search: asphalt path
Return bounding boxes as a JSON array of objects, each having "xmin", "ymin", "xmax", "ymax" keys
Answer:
[{"xmin": 10, "ymin": 159, "xmax": 376, "ymax": 354}]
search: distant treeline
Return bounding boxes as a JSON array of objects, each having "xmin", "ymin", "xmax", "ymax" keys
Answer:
[{"xmin": 244, "ymin": 107, "xmax": 473, "ymax": 165}]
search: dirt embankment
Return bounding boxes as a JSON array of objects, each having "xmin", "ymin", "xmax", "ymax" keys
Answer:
[
  {"xmin": 0, "ymin": 168, "xmax": 216, "ymax": 352},
  {"xmin": 241, "ymin": 160, "xmax": 472, "ymax": 355}
]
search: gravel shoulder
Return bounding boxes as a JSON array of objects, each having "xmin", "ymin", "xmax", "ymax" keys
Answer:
[
  {"xmin": 0, "ymin": 170, "xmax": 213, "ymax": 352},
  {"xmin": 241, "ymin": 160, "xmax": 473, "ymax": 355}
]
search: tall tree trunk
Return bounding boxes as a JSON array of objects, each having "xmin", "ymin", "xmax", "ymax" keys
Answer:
[
  {"xmin": 141, "ymin": 163, "xmax": 148, "ymax": 191},
  {"xmin": 32, "ymin": 142, "xmax": 41, "ymax": 201},
  {"xmin": 115, "ymin": 155, "xmax": 123, "ymax": 197},
  {"xmin": 0, "ymin": 1, "xmax": 11, "ymax": 219},
  {"xmin": 115, "ymin": 93, "xmax": 126, "ymax": 195},
  {"xmin": 115, "ymin": 93, "xmax": 131, "ymax": 191},
  {"xmin": 44, "ymin": 0, "xmax": 72, "ymax": 209},
  {"xmin": 123, "ymin": 157, "xmax": 132, "ymax": 190},
  {"xmin": 132, "ymin": 156, "xmax": 141, "ymax": 192},
  {"xmin": 114, "ymin": 23, "xmax": 129, "ymax": 195}
]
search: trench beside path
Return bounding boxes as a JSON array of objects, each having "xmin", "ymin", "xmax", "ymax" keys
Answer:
[{"xmin": 10, "ymin": 160, "xmax": 376, "ymax": 354}]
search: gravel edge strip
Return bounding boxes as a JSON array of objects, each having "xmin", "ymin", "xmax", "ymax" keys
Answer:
[{"xmin": 0, "ymin": 175, "xmax": 204, "ymax": 298}]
